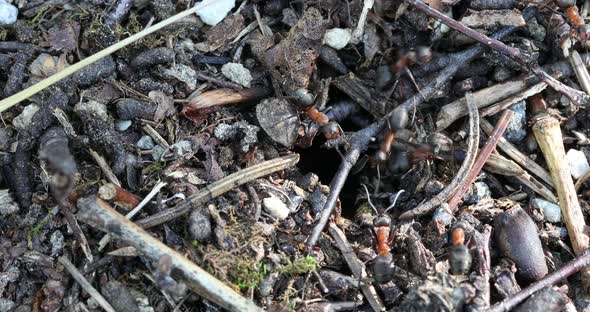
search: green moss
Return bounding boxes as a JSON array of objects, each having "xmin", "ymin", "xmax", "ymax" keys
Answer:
[
  {"xmin": 279, "ymin": 255, "xmax": 317, "ymax": 275},
  {"xmin": 233, "ymin": 261, "xmax": 267, "ymax": 290}
]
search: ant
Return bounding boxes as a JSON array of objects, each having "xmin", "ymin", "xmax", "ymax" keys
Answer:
[
  {"xmin": 557, "ymin": 0, "xmax": 590, "ymax": 41},
  {"xmin": 362, "ymin": 185, "xmax": 405, "ymax": 284},
  {"xmin": 292, "ymin": 88, "xmax": 343, "ymax": 140},
  {"xmin": 448, "ymin": 222, "xmax": 472, "ymax": 275},
  {"xmin": 374, "ymin": 106, "xmax": 409, "ymax": 163}
]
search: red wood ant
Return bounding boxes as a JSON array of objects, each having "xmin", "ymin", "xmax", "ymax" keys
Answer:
[
  {"xmin": 362, "ymin": 185, "xmax": 405, "ymax": 283},
  {"xmin": 292, "ymin": 88, "xmax": 343, "ymax": 140},
  {"xmin": 448, "ymin": 222, "xmax": 472, "ymax": 275},
  {"xmin": 557, "ymin": 0, "xmax": 590, "ymax": 40}
]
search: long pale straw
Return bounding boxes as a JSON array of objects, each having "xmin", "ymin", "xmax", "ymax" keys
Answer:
[{"xmin": 0, "ymin": 2, "xmax": 213, "ymax": 113}]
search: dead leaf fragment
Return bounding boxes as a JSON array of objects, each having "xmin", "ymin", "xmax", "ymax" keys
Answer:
[{"xmin": 256, "ymin": 98, "xmax": 300, "ymax": 147}]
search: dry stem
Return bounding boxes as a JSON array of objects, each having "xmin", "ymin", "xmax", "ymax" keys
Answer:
[
  {"xmin": 447, "ymin": 109, "xmax": 514, "ymax": 211},
  {"xmin": 533, "ymin": 114, "xmax": 590, "ymax": 290},
  {"xmin": 76, "ymin": 196, "xmax": 262, "ymax": 312},
  {"xmin": 59, "ymin": 256, "xmax": 115, "ymax": 312}
]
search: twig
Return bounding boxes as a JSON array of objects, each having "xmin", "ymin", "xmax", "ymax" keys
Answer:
[
  {"xmin": 328, "ymin": 223, "xmax": 385, "ymax": 312},
  {"xmin": 247, "ymin": 184, "xmax": 262, "ymax": 221},
  {"xmin": 533, "ymin": 114, "xmax": 590, "ymax": 289},
  {"xmin": 59, "ymin": 256, "xmax": 116, "ymax": 312},
  {"xmin": 468, "ymin": 225, "xmax": 492, "ymax": 310},
  {"xmin": 569, "ymin": 50, "xmax": 590, "ymax": 95},
  {"xmin": 0, "ymin": 2, "xmax": 221, "ymax": 112},
  {"xmin": 479, "ymin": 82, "xmax": 546, "ymax": 117},
  {"xmin": 136, "ymin": 154, "xmax": 299, "ymax": 229},
  {"xmin": 480, "ymin": 118, "xmax": 554, "ymax": 187},
  {"xmin": 399, "ymin": 92, "xmax": 480, "ymax": 220},
  {"xmin": 98, "ymin": 181, "xmax": 167, "ymax": 251},
  {"xmin": 195, "ymin": 72, "xmax": 244, "ymax": 90},
  {"xmin": 88, "ymin": 149, "xmax": 121, "ymax": 187},
  {"xmin": 407, "ymin": 0, "xmax": 589, "ymax": 107},
  {"xmin": 306, "ymin": 122, "xmax": 383, "ymax": 247},
  {"xmin": 447, "ymin": 109, "xmax": 514, "ymax": 211},
  {"xmin": 491, "ymin": 251, "xmax": 590, "ymax": 312},
  {"xmin": 351, "ymin": 0, "xmax": 375, "ymax": 44},
  {"xmin": 76, "ymin": 197, "xmax": 263, "ymax": 312},
  {"xmin": 143, "ymin": 124, "xmax": 170, "ymax": 148}
]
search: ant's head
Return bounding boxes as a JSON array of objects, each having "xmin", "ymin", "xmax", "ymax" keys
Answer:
[{"xmin": 373, "ymin": 214, "xmax": 392, "ymax": 227}]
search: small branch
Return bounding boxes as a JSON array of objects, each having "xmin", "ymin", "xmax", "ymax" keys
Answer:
[
  {"xmin": 88, "ymin": 149, "xmax": 121, "ymax": 187},
  {"xmin": 143, "ymin": 124, "xmax": 170, "ymax": 148},
  {"xmin": 533, "ymin": 114, "xmax": 590, "ymax": 289},
  {"xmin": 399, "ymin": 92, "xmax": 479, "ymax": 219},
  {"xmin": 407, "ymin": 0, "xmax": 589, "ymax": 107},
  {"xmin": 76, "ymin": 197, "xmax": 263, "ymax": 312},
  {"xmin": 351, "ymin": 0, "xmax": 375, "ymax": 44},
  {"xmin": 447, "ymin": 109, "xmax": 513, "ymax": 211},
  {"xmin": 98, "ymin": 181, "xmax": 167, "ymax": 251},
  {"xmin": 136, "ymin": 154, "xmax": 299, "ymax": 229},
  {"xmin": 328, "ymin": 223, "xmax": 385, "ymax": 312},
  {"xmin": 480, "ymin": 118, "xmax": 554, "ymax": 187},
  {"xmin": 491, "ymin": 251, "xmax": 590, "ymax": 312},
  {"xmin": 569, "ymin": 50, "xmax": 590, "ymax": 95},
  {"xmin": 306, "ymin": 122, "xmax": 383, "ymax": 247},
  {"xmin": 59, "ymin": 256, "xmax": 116, "ymax": 312},
  {"xmin": 479, "ymin": 82, "xmax": 546, "ymax": 117}
]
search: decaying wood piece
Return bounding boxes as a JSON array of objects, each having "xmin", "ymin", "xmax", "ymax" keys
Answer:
[
  {"xmin": 333, "ymin": 73, "xmax": 389, "ymax": 117},
  {"xmin": 76, "ymin": 196, "xmax": 263, "ymax": 312},
  {"xmin": 479, "ymin": 82, "xmax": 546, "ymax": 117},
  {"xmin": 533, "ymin": 114, "xmax": 590, "ymax": 290},
  {"xmin": 328, "ymin": 223, "xmax": 385, "ymax": 312},
  {"xmin": 484, "ymin": 153, "xmax": 557, "ymax": 203},
  {"xmin": 480, "ymin": 118, "xmax": 554, "ymax": 187}
]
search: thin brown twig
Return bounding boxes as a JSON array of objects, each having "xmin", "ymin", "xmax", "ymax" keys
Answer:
[
  {"xmin": 447, "ymin": 109, "xmax": 513, "ymax": 211},
  {"xmin": 398, "ymin": 92, "xmax": 480, "ymax": 220},
  {"xmin": 407, "ymin": 0, "xmax": 589, "ymax": 107},
  {"xmin": 491, "ymin": 251, "xmax": 590, "ymax": 312}
]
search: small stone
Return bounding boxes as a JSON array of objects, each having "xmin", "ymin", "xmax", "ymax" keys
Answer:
[
  {"xmin": 567, "ymin": 149, "xmax": 590, "ymax": 179},
  {"xmin": 12, "ymin": 104, "xmax": 40, "ymax": 130},
  {"xmin": 464, "ymin": 181, "xmax": 491, "ymax": 204},
  {"xmin": 258, "ymin": 272, "xmax": 279, "ymax": 297},
  {"xmin": 188, "ymin": 208, "xmax": 212, "ymax": 242},
  {"xmin": 214, "ymin": 121, "xmax": 259, "ymax": 152},
  {"xmin": 0, "ymin": 0, "xmax": 18, "ymax": 26},
  {"xmin": 115, "ymin": 120, "xmax": 132, "ymax": 131},
  {"xmin": 152, "ymin": 145, "xmax": 166, "ymax": 161},
  {"xmin": 195, "ymin": 0, "xmax": 236, "ymax": 26},
  {"xmin": 101, "ymin": 280, "xmax": 140, "ymax": 312},
  {"xmin": 49, "ymin": 231, "xmax": 64, "ymax": 257},
  {"xmin": 256, "ymin": 98, "xmax": 299, "ymax": 147},
  {"xmin": 432, "ymin": 204, "xmax": 453, "ymax": 226},
  {"xmin": 323, "ymin": 28, "xmax": 352, "ymax": 50},
  {"xmin": 162, "ymin": 64, "xmax": 198, "ymax": 91},
  {"xmin": 171, "ymin": 140, "xmax": 193, "ymax": 156},
  {"xmin": 526, "ymin": 18, "xmax": 546, "ymax": 42},
  {"xmin": 136, "ymin": 136, "xmax": 155, "ymax": 150},
  {"xmin": 425, "ymin": 180, "xmax": 445, "ymax": 196},
  {"xmin": 221, "ymin": 63, "xmax": 252, "ymax": 88},
  {"xmin": 504, "ymin": 101, "xmax": 526, "ymax": 143},
  {"xmin": 298, "ymin": 173, "xmax": 319, "ymax": 191},
  {"xmin": 0, "ymin": 298, "xmax": 15, "ymax": 312},
  {"xmin": 0, "ymin": 190, "xmax": 19, "ymax": 216},
  {"xmin": 263, "ymin": 194, "xmax": 290, "ymax": 220},
  {"xmin": 319, "ymin": 270, "xmax": 358, "ymax": 294},
  {"xmin": 310, "ymin": 188, "xmax": 327, "ymax": 214},
  {"xmin": 531, "ymin": 198, "xmax": 561, "ymax": 223}
]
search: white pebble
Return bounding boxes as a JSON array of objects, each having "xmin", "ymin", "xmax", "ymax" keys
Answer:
[
  {"xmin": 0, "ymin": 0, "xmax": 18, "ymax": 26},
  {"xmin": 323, "ymin": 28, "xmax": 352, "ymax": 50},
  {"xmin": 567, "ymin": 149, "xmax": 590, "ymax": 179},
  {"xmin": 263, "ymin": 194, "xmax": 290, "ymax": 220},
  {"xmin": 221, "ymin": 63, "xmax": 252, "ymax": 88},
  {"xmin": 115, "ymin": 120, "xmax": 132, "ymax": 131},
  {"xmin": 136, "ymin": 135, "xmax": 155, "ymax": 150},
  {"xmin": 531, "ymin": 198, "xmax": 561, "ymax": 223},
  {"xmin": 12, "ymin": 104, "xmax": 39, "ymax": 130},
  {"xmin": 194, "ymin": 0, "xmax": 235, "ymax": 26}
]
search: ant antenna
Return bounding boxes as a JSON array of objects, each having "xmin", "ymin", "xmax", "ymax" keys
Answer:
[
  {"xmin": 361, "ymin": 184, "xmax": 379, "ymax": 215},
  {"xmin": 375, "ymin": 165, "xmax": 381, "ymax": 196},
  {"xmin": 384, "ymin": 190, "xmax": 406, "ymax": 214}
]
